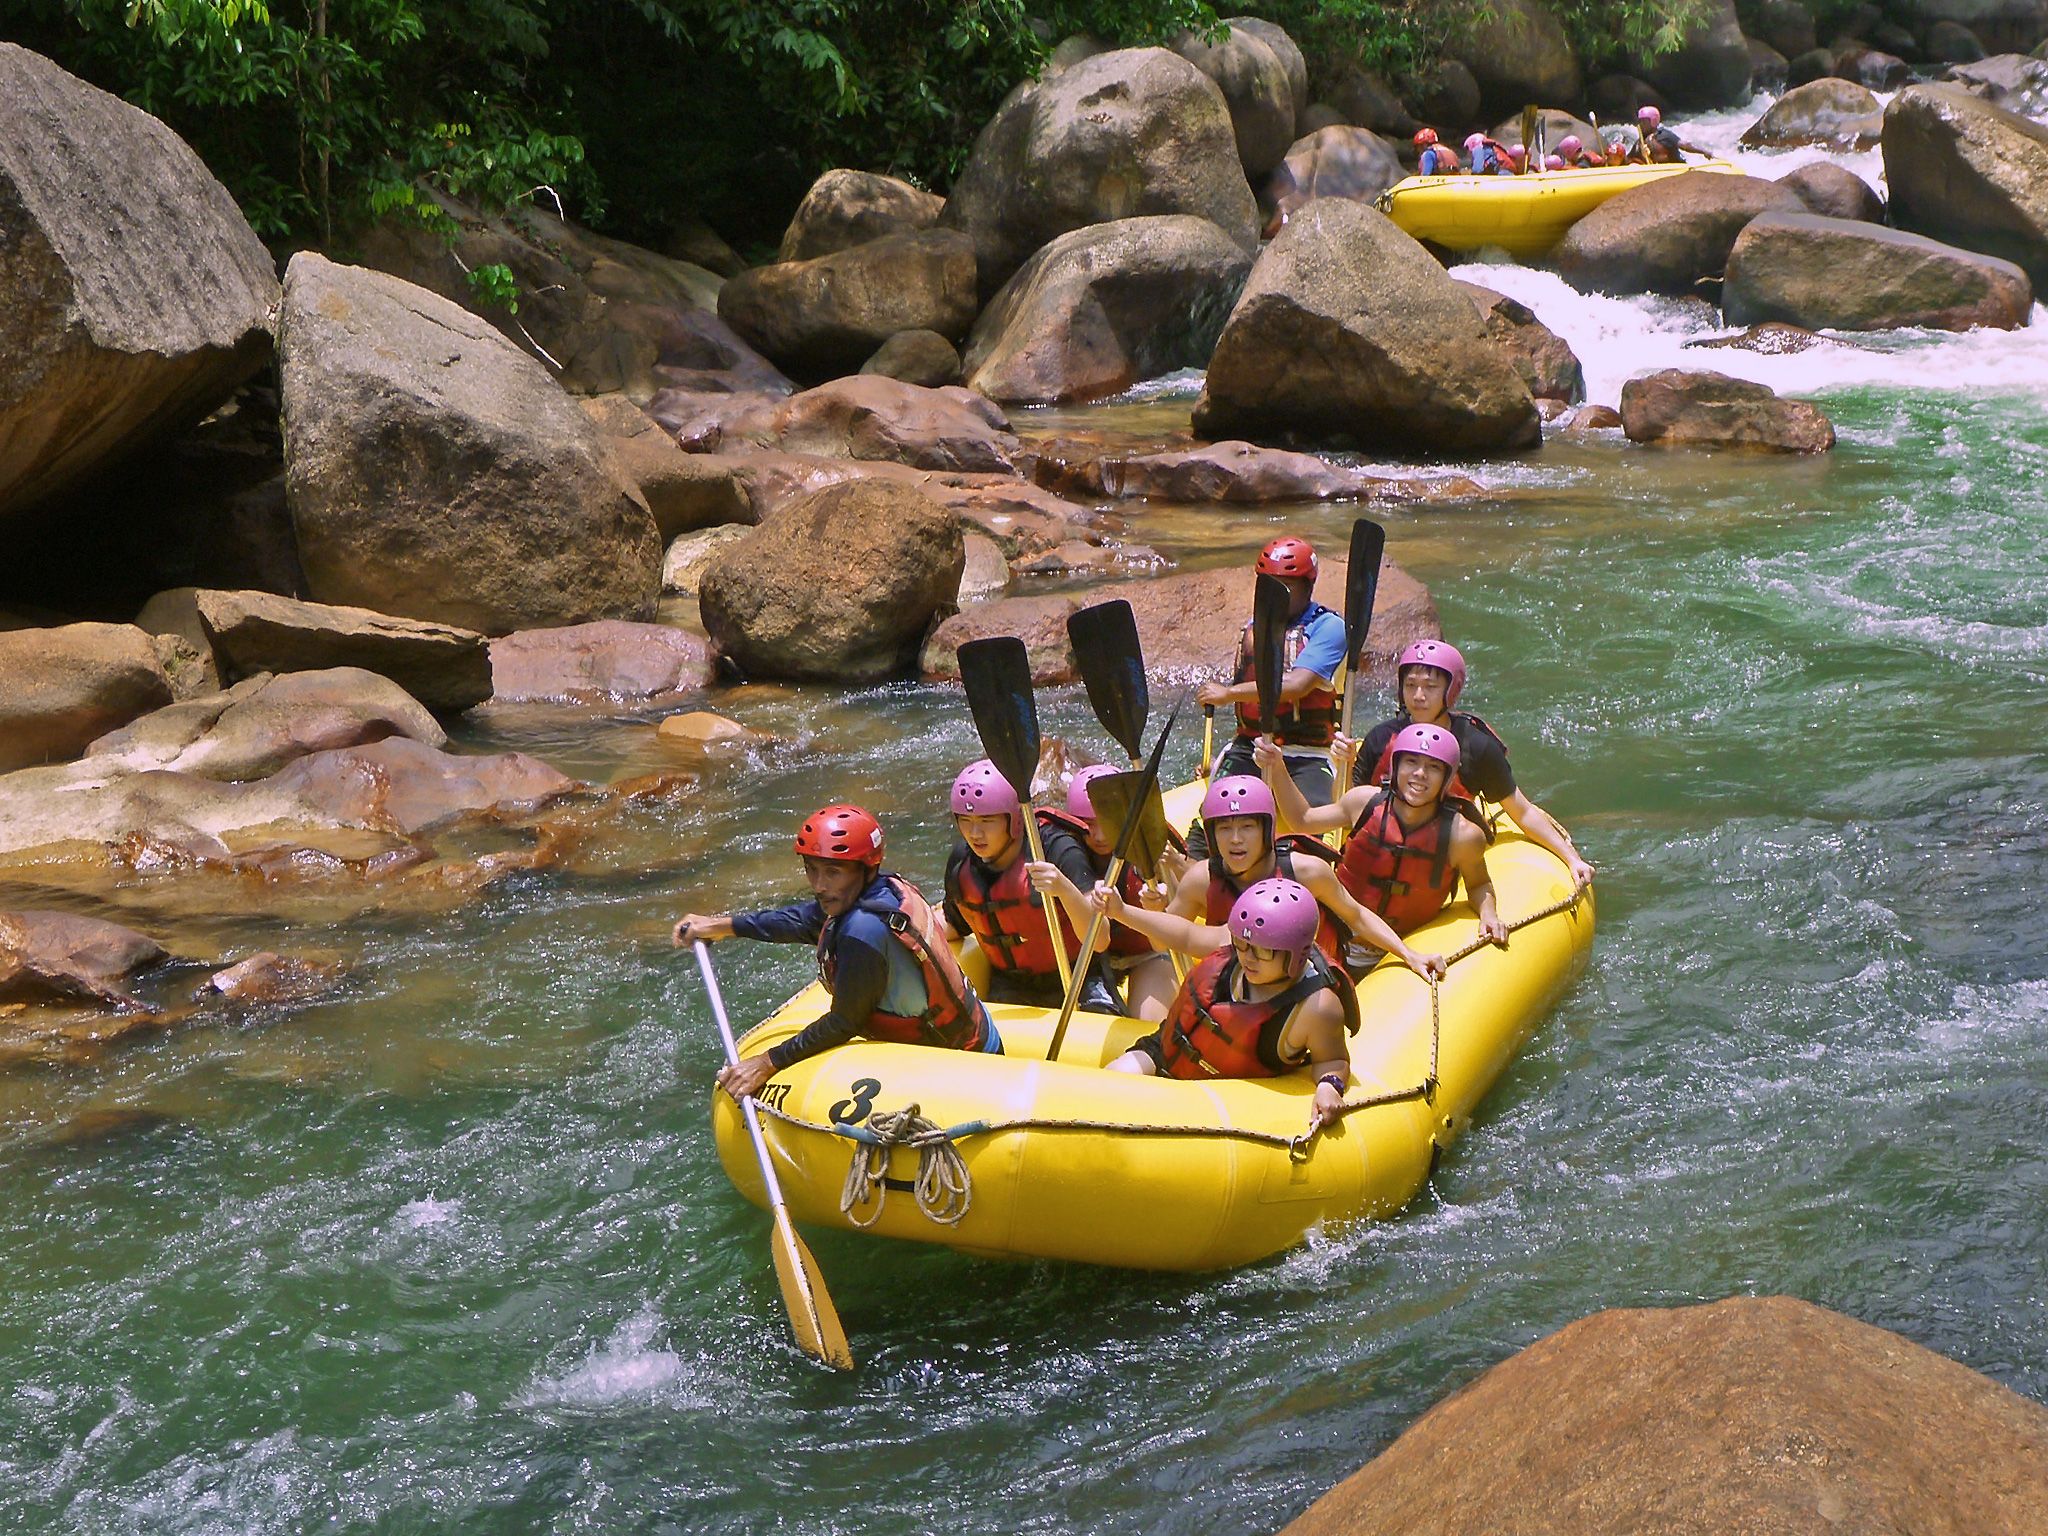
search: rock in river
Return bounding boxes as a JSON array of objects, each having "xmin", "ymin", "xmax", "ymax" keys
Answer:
[
  {"xmin": 0, "ymin": 910, "xmax": 165, "ymax": 1007},
  {"xmin": 1193, "ymin": 199, "xmax": 1539, "ymax": 455},
  {"xmin": 1620, "ymin": 369, "xmax": 1835, "ymax": 452},
  {"xmin": 1739, "ymin": 77, "xmax": 1885, "ymax": 148},
  {"xmin": 276, "ymin": 254, "xmax": 662, "ymax": 635},
  {"xmin": 487, "ymin": 621, "xmax": 716, "ymax": 705},
  {"xmin": 1724, "ymin": 212, "xmax": 2033, "ymax": 331},
  {"xmin": 1883, "ymin": 82, "xmax": 2048, "ymax": 287},
  {"xmin": 196, "ymin": 589, "xmax": 494, "ymax": 713},
  {"xmin": 0, "ymin": 44, "xmax": 279, "ymax": 521},
  {"xmin": 1555, "ymin": 171, "xmax": 1804, "ymax": 297}
]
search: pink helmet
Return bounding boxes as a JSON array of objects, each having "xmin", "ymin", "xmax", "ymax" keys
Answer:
[
  {"xmin": 1544, "ymin": 153, "xmax": 1565, "ymax": 170},
  {"xmin": 1396, "ymin": 638, "xmax": 1467, "ymax": 706},
  {"xmin": 1638, "ymin": 104, "xmax": 1662, "ymax": 127},
  {"xmin": 951, "ymin": 758, "xmax": 1021, "ymax": 836},
  {"xmin": 1463, "ymin": 132, "xmax": 1486, "ymax": 151},
  {"xmin": 1200, "ymin": 774, "xmax": 1276, "ymax": 832},
  {"xmin": 1557, "ymin": 134, "xmax": 1583, "ymax": 157},
  {"xmin": 1507, "ymin": 143, "xmax": 1528, "ymax": 164},
  {"xmin": 1228, "ymin": 878, "xmax": 1320, "ymax": 969},
  {"xmin": 1066, "ymin": 763, "xmax": 1117, "ymax": 821},
  {"xmin": 1389, "ymin": 722, "xmax": 1460, "ymax": 777}
]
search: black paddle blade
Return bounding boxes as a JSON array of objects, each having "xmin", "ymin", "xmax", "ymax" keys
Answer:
[
  {"xmin": 957, "ymin": 635, "xmax": 1041, "ymax": 800},
  {"xmin": 1083, "ymin": 770, "xmax": 1171, "ymax": 883},
  {"xmin": 1344, "ymin": 518, "xmax": 1386, "ymax": 665},
  {"xmin": 1252, "ymin": 572, "xmax": 1291, "ymax": 737},
  {"xmin": 1066, "ymin": 599, "xmax": 1148, "ymax": 763}
]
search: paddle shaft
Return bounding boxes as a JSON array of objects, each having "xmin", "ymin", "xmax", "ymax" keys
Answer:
[
  {"xmin": 1019, "ymin": 807, "xmax": 1076, "ymax": 1001},
  {"xmin": 1046, "ymin": 851, "xmax": 1125, "ymax": 1063}
]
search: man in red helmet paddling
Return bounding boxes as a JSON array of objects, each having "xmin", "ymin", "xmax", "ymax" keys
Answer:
[
  {"xmin": 1349, "ymin": 639, "xmax": 1594, "ymax": 890},
  {"xmin": 1108, "ymin": 877, "xmax": 1360, "ymax": 1133},
  {"xmin": 1194, "ymin": 535, "xmax": 1349, "ymax": 818},
  {"xmin": 674, "ymin": 803, "xmax": 998, "ymax": 1101},
  {"xmin": 1258, "ymin": 724, "xmax": 1507, "ymax": 942}
]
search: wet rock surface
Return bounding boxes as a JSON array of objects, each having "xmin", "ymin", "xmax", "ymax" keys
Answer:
[
  {"xmin": 1555, "ymin": 172, "xmax": 1805, "ymax": 297},
  {"xmin": 1740, "ymin": 77, "xmax": 1885, "ymax": 148},
  {"xmin": 1460, "ymin": 283, "xmax": 1586, "ymax": 403},
  {"xmin": 1621, "ymin": 368, "xmax": 1836, "ymax": 452},
  {"xmin": 0, "ymin": 910, "xmax": 165, "ymax": 1007},
  {"xmin": 486, "ymin": 621, "xmax": 716, "ymax": 705},
  {"xmin": 1725, "ymin": 212, "xmax": 2033, "ymax": 331}
]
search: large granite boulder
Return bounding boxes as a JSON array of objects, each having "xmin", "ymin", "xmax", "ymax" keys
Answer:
[
  {"xmin": 1942, "ymin": 52, "xmax": 2048, "ymax": 111},
  {"xmin": 487, "ymin": 621, "xmax": 716, "ymax": 704},
  {"xmin": 356, "ymin": 187, "xmax": 725, "ymax": 400},
  {"xmin": 961, "ymin": 216, "xmax": 1253, "ymax": 404},
  {"xmin": 940, "ymin": 47, "xmax": 1261, "ymax": 297},
  {"xmin": 1725, "ymin": 212, "xmax": 2033, "ymax": 330},
  {"xmin": 716, "ymin": 230, "xmax": 978, "ymax": 379},
  {"xmin": 1634, "ymin": 0, "xmax": 1754, "ymax": 107},
  {"xmin": 1447, "ymin": 0, "xmax": 1582, "ymax": 116},
  {"xmin": 1752, "ymin": 0, "xmax": 1818, "ymax": 57},
  {"xmin": 1264, "ymin": 128, "xmax": 1405, "ymax": 232},
  {"xmin": 1740, "ymin": 78, "xmax": 1886, "ymax": 148},
  {"xmin": 277, "ymin": 254, "xmax": 662, "ymax": 635},
  {"xmin": 1884, "ymin": 82, "xmax": 2048, "ymax": 286},
  {"xmin": 195, "ymin": 589, "xmax": 494, "ymax": 713},
  {"xmin": 1554, "ymin": 172, "xmax": 1805, "ymax": 295},
  {"xmin": 1278, "ymin": 1297, "xmax": 2048, "ymax": 1536},
  {"xmin": 1321, "ymin": 64, "xmax": 1418, "ymax": 136},
  {"xmin": 1173, "ymin": 21, "xmax": 1298, "ymax": 179},
  {"xmin": 861, "ymin": 330, "xmax": 962, "ymax": 388},
  {"xmin": 1778, "ymin": 162, "xmax": 1886, "ymax": 222},
  {"xmin": 0, "ymin": 622, "xmax": 172, "ymax": 772},
  {"xmin": 1228, "ymin": 18, "xmax": 1308, "ymax": 118},
  {"xmin": 0, "ymin": 44, "xmax": 278, "ymax": 521},
  {"xmin": 1460, "ymin": 283, "xmax": 1586, "ymax": 402},
  {"xmin": 699, "ymin": 479, "xmax": 964, "ymax": 682},
  {"xmin": 777, "ymin": 170, "xmax": 944, "ymax": 262},
  {"xmin": 1620, "ymin": 369, "xmax": 1836, "ymax": 451},
  {"xmin": 1192, "ymin": 199, "xmax": 1539, "ymax": 454}
]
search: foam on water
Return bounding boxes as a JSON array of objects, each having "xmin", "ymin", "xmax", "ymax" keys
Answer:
[{"xmin": 517, "ymin": 1307, "xmax": 696, "ymax": 1409}]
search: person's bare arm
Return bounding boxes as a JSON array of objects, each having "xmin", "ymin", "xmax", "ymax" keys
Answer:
[
  {"xmin": 1197, "ymin": 666, "xmax": 1329, "ymax": 710},
  {"xmin": 1298, "ymin": 861, "xmax": 1445, "ymax": 981},
  {"xmin": 1253, "ymin": 736, "xmax": 1360, "ymax": 834},
  {"xmin": 1092, "ymin": 881, "xmax": 1228, "ymax": 957},
  {"xmin": 1291, "ymin": 991, "xmax": 1354, "ymax": 1130},
  {"xmin": 1451, "ymin": 823, "xmax": 1507, "ymax": 946},
  {"xmin": 671, "ymin": 913, "xmax": 736, "ymax": 946},
  {"xmin": 1498, "ymin": 789, "xmax": 1595, "ymax": 890},
  {"xmin": 1028, "ymin": 862, "xmax": 1112, "ymax": 953}
]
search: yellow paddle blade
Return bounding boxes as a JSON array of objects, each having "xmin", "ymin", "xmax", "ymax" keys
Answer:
[{"xmin": 769, "ymin": 1211, "xmax": 854, "ymax": 1372}]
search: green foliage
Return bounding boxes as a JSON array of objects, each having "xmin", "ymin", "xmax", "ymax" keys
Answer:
[{"xmin": 465, "ymin": 260, "xmax": 522, "ymax": 312}]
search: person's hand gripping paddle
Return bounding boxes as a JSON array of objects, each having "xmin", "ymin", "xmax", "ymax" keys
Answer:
[
  {"xmin": 694, "ymin": 941, "xmax": 853, "ymax": 1372},
  {"xmin": 957, "ymin": 636, "xmax": 1076, "ymax": 1003}
]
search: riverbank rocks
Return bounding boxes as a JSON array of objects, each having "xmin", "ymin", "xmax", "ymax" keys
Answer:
[
  {"xmin": 0, "ymin": 911, "xmax": 165, "ymax": 1007},
  {"xmin": 1740, "ymin": 78, "xmax": 1885, "ymax": 148},
  {"xmin": 861, "ymin": 331, "xmax": 962, "ymax": 388},
  {"xmin": 1884, "ymin": 83, "xmax": 2048, "ymax": 287},
  {"xmin": 778, "ymin": 170, "xmax": 944, "ymax": 261},
  {"xmin": 1943, "ymin": 53, "xmax": 2048, "ymax": 112},
  {"xmin": 1278, "ymin": 1297, "xmax": 2048, "ymax": 1536},
  {"xmin": 1554, "ymin": 172, "xmax": 1804, "ymax": 296},
  {"xmin": 1194, "ymin": 200, "xmax": 1539, "ymax": 455},
  {"xmin": 1621, "ymin": 369, "xmax": 1835, "ymax": 451},
  {"xmin": 1725, "ymin": 212, "xmax": 2033, "ymax": 330},
  {"xmin": 962, "ymin": 217, "xmax": 1253, "ymax": 404},
  {"xmin": 716, "ymin": 230, "xmax": 978, "ymax": 379},
  {"xmin": 582, "ymin": 394, "xmax": 752, "ymax": 536},
  {"xmin": 1448, "ymin": 0, "xmax": 1582, "ymax": 117},
  {"xmin": 195, "ymin": 589, "xmax": 493, "ymax": 713},
  {"xmin": 1264, "ymin": 128, "xmax": 1404, "ymax": 231},
  {"xmin": 1778, "ymin": 162, "xmax": 1886, "ymax": 222},
  {"xmin": 1460, "ymin": 284, "xmax": 1586, "ymax": 403},
  {"xmin": 0, "ymin": 45, "xmax": 279, "ymax": 521},
  {"xmin": 277, "ymin": 255, "xmax": 661, "ymax": 635},
  {"xmin": 486, "ymin": 621, "xmax": 715, "ymax": 704},
  {"xmin": 1172, "ymin": 21, "xmax": 1298, "ymax": 179},
  {"xmin": 1634, "ymin": 0, "xmax": 1754, "ymax": 107},
  {"xmin": 720, "ymin": 376, "xmax": 1022, "ymax": 474},
  {"xmin": 661, "ymin": 526, "xmax": 752, "ymax": 597},
  {"xmin": 699, "ymin": 479, "xmax": 963, "ymax": 681},
  {"xmin": 1040, "ymin": 440, "xmax": 1391, "ymax": 502},
  {"xmin": 941, "ymin": 47, "xmax": 1261, "ymax": 296},
  {"xmin": 0, "ymin": 623, "xmax": 173, "ymax": 772}
]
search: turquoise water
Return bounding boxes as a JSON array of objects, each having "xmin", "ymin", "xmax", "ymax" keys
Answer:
[{"xmin": 3, "ymin": 382, "xmax": 2045, "ymax": 1533}]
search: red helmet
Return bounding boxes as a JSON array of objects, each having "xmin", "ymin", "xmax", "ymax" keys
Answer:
[
  {"xmin": 1413, "ymin": 128, "xmax": 1438, "ymax": 148},
  {"xmin": 1389, "ymin": 722, "xmax": 1460, "ymax": 776},
  {"xmin": 1396, "ymin": 638, "xmax": 1467, "ymax": 707},
  {"xmin": 1256, "ymin": 536, "xmax": 1317, "ymax": 581},
  {"xmin": 795, "ymin": 804, "xmax": 885, "ymax": 868}
]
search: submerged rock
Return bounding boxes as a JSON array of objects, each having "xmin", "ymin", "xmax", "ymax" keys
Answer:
[
  {"xmin": 0, "ymin": 623, "xmax": 173, "ymax": 773},
  {"xmin": 0, "ymin": 910, "xmax": 164, "ymax": 1007},
  {"xmin": 1620, "ymin": 369, "xmax": 1835, "ymax": 452},
  {"xmin": 1277, "ymin": 1297, "xmax": 2048, "ymax": 1536},
  {"xmin": 194, "ymin": 950, "xmax": 344, "ymax": 1006}
]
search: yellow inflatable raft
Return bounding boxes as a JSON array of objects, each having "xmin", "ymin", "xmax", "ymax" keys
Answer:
[
  {"xmin": 711, "ymin": 782, "xmax": 1594, "ymax": 1272},
  {"xmin": 1377, "ymin": 160, "xmax": 1745, "ymax": 257}
]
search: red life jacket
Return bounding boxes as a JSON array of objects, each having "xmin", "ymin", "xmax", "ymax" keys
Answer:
[
  {"xmin": 1041, "ymin": 806, "xmax": 1160, "ymax": 958},
  {"xmin": 1367, "ymin": 711, "xmax": 1509, "ymax": 801},
  {"xmin": 1335, "ymin": 790, "xmax": 1469, "ymax": 934},
  {"xmin": 817, "ymin": 875, "xmax": 989, "ymax": 1050},
  {"xmin": 1153, "ymin": 946, "xmax": 1360, "ymax": 1080},
  {"xmin": 1206, "ymin": 834, "xmax": 1348, "ymax": 964},
  {"xmin": 1233, "ymin": 603, "xmax": 1342, "ymax": 749},
  {"xmin": 949, "ymin": 825, "xmax": 1081, "ymax": 977}
]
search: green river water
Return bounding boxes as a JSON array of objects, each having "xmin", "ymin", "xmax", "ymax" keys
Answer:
[{"xmin": 3, "ymin": 369, "xmax": 2045, "ymax": 1532}]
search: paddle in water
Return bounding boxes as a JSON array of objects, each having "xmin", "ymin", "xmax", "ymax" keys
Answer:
[
  {"xmin": 957, "ymin": 635, "xmax": 1076, "ymax": 1002},
  {"xmin": 1046, "ymin": 697, "xmax": 1183, "ymax": 1063},
  {"xmin": 1067, "ymin": 599, "xmax": 1148, "ymax": 769},
  {"xmin": 694, "ymin": 941, "xmax": 854, "ymax": 1372}
]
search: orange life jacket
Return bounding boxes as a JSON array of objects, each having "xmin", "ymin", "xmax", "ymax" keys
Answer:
[
  {"xmin": 817, "ymin": 875, "xmax": 989, "ymax": 1050},
  {"xmin": 1334, "ymin": 790, "xmax": 1476, "ymax": 934},
  {"xmin": 949, "ymin": 817, "xmax": 1081, "ymax": 977},
  {"xmin": 1153, "ymin": 946, "xmax": 1359, "ymax": 1080},
  {"xmin": 1206, "ymin": 835, "xmax": 1348, "ymax": 964},
  {"xmin": 1233, "ymin": 603, "xmax": 1342, "ymax": 749}
]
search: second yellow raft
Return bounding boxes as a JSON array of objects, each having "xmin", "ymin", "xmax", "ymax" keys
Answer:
[{"xmin": 1377, "ymin": 160, "xmax": 1745, "ymax": 256}]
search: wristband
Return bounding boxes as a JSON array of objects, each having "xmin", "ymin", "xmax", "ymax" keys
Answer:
[{"xmin": 1317, "ymin": 1072, "xmax": 1346, "ymax": 1095}]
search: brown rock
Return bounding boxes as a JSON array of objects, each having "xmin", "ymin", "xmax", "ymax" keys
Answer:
[
  {"xmin": 1554, "ymin": 171, "xmax": 1805, "ymax": 296},
  {"xmin": 0, "ymin": 44, "xmax": 278, "ymax": 521},
  {"xmin": 194, "ymin": 950, "xmax": 343, "ymax": 1005},
  {"xmin": 661, "ymin": 526, "xmax": 754, "ymax": 597},
  {"xmin": 1724, "ymin": 213, "xmax": 2033, "ymax": 331},
  {"xmin": 1279, "ymin": 1297, "xmax": 2048, "ymax": 1536},
  {"xmin": 196, "ymin": 589, "xmax": 492, "ymax": 712},
  {"xmin": 1620, "ymin": 369, "xmax": 1836, "ymax": 451},
  {"xmin": 1559, "ymin": 403, "xmax": 1625, "ymax": 429},
  {"xmin": 778, "ymin": 170, "xmax": 945, "ymax": 262},
  {"xmin": 645, "ymin": 307, "xmax": 795, "ymax": 400},
  {"xmin": 1739, "ymin": 77, "xmax": 1885, "ymax": 148},
  {"xmin": 487, "ymin": 621, "xmax": 715, "ymax": 704},
  {"xmin": 1688, "ymin": 321, "xmax": 1840, "ymax": 354},
  {"xmin": 1884, "ymin": 82, "xmax": 2048, "ymax": 287},
  {"xmin": 921, "ymin": 592, "xmax": 1090, "ymax": 683},
  {"xmin": 723, "ymin": 376, "xmax": 1023, "ymax": 474},
  {"xmin": 1777, "ymin": 161, "xmax": 1886, "ymax": 222},
  {"xmin": 1447, "ymin": 0, "xmax": 1583, "ymax": 117},
  {"xmin": 1172, "ymin": 20, "xmax": 1299, "ymax": 179},
  {"xmin": 1459, "ymin": 283, "xmax": 1585, "ymax": 403},
  {"xmin": 1049, "ymin": 440, "xmax": 1382, "ymax": 502},
  {"xmin": 581, "ymin": 394, "xmax": 754, "ymax": 536},
  {"xmin": 717, "ymin": 230, "xmax": 979, "ymax": 379},
  {"xmin": 654, "ymin": 710, "xmax": 772, "ymax": 763},
  {"xmin": 861, "ymin": 330, "xmax": 963, "ymax": 388},
  {"xmin": 1264, "ymin": 126, "xmax": 1405, "ymax": 233},
  {"xmin": 0, "ymin": 910, "xmax": 165, "ymax": 1006},
  {"xmin": 699, "ymin": 479, "xmax": 965, "ymax": 681},
  {"xmin": 0, "ymin": 623, "xmax": 173, "ymax": 772},
  {"xmin": 261, "ymin": 735, "xmax": 580, "ymax": 835}
]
